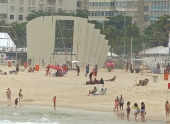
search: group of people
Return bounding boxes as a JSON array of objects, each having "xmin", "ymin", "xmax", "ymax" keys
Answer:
[
  {"xmin": 45, "ymin": 65, "xmax": 68, "ymax": 77},
  {"xmin": 86, "ymin": 77, "xmax": 104, "ymax": 85},
  {"xmin": 88, "ymin": 85, "xmax": 106, "ymax": 96},
  {"xmin": 113, "ymin": 95, "xmax": 146, "ymax": 121},
  {"xmin": 6, "ymin": 88, "xmax": 23, "ymax": 108}
]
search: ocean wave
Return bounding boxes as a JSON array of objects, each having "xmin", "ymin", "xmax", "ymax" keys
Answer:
[
  {"xmin": 0, "ymin": 120, "xmax": 59, "ymax": 124},
  {"xmin": 13, "ymin": 113, "xmax": 20, "ymax": 116}
]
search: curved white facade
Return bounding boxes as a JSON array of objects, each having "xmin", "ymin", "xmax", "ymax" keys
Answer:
[{"xmin": 27, "ymin": 16, "xmax": 110, "ymax": 68}]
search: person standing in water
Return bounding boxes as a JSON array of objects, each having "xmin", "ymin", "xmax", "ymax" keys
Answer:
[
  {"xmin": 126, "ymin": 101, "xmax": 131, "ymax": 120},
  {"xmin": 15, "ymin": 98, "xmax": 18, "ymax": 108},
  {"xmin": 119, "ymin": 95, "xmax": 124, "ymax": 110},
  {"xmin": 19, "ymin": 89, "xmax": 23, "ymax": 101},
  {"xmin": 132, "ymin": 103, "xmax": 139, "ymax": 121},
  {"xmin": 53, "ymin": 96, "xmax": 56, "ymax": 110},
  {"xmin": 141, "ymin": 102, "xmax": 145, "ymax": 119}
]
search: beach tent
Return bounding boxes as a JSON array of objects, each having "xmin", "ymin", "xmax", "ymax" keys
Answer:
[
  {"xmin": 139, "ymin": 46, "xmax": 169, "ymax": 55},
  {"xmin": 0, "ymin": 33, "xmax": 16, "ymax": 48}
]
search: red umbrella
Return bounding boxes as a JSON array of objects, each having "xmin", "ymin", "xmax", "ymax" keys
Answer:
[
  {"xmin": 46, "ymin": 65, "xmax": 54, "ymax": 68},
  {"xmin": 106, "ymin": 62, "xmax": 114, "ymax": 67},
  {"xmin": 53, "ymin": 66, "xmax": 62, "ymax": 70}
]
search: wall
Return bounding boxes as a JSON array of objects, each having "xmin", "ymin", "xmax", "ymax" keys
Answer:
[{"xmin": 27, "ymin": 16, "xmax": 110, "ymax": 67}]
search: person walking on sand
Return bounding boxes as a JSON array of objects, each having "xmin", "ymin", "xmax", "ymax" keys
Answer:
[
  {"xmin": 16, "ymin": 64, "xmax": 19, "ymax": 74},
  {"xmin": 94, "ymin": 65, "xmax": 98, "ymax": 77},
  {"xmin": 6, "ymin": 88, "xmax": 11, "ymax": 101},
  {"xmin": 114, "ymin": 99, "xmax": 119, "ymax": 111},
  {"xmin": 119, "ymin": 95, "xmax": 124, "ymax": 110},
  {"xmin": 85, "ymin": 64, "xmax": 89, "ymax": 77},
  {"xmin": 141, "ymin": 102, "xmax": 145, "ymax": 119},
  {"xmin": 132, "ymin": 103, "xmax": 139, "ymax": 121},
  {"xmin": 126, "ymin": 101, "xmax": 131, "ymax": 120},
  {"xmin": 53, "ymin": 96, "xmax": 56, "ymax": 110},
  {"xmin": 126, "ymin": 63, "xmax": 129, "ymax": 72},
  {"xmin": 165, "ymin": 101, "xmax": 169, "ymax": 117},
  {"xmin": 15, "ymin": 98, "xmax": 18, "ymax": 108},
  {"xmin": 76, "ymin": 65, "xmax": 80, "ymax": 76},
  {"xmin": 19, "ymin": 89, "xmax": 23, "ymax": 101}
]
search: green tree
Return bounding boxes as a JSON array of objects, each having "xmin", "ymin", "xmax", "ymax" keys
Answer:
[
  {"xmin": 144, "ymin": 15, "xmax": 170, "ymax": 47},
  {"xmin": 104, "ymin": 25, "xmax": 120, "ymax": 57},
  {"xmin": 76, "ymin": 9, "xmax": 88, "ymax": 18},
  {"xmin": 12, "ymin": 22, "xmax": 27, "ymax": 47}
]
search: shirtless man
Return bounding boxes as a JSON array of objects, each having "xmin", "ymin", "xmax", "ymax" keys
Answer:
[
  {"xmin": 53, "ymin": 96, "xmax": 56, "ymax": 110},
  {"xmin": 6, "ymin": 88, "xmax": 11, "ymax": 101},
  {"xmin": 19, "ymin": 89, "xmax": 23, "ymax": 101}
]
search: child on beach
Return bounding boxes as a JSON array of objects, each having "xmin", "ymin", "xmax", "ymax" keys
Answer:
[
  {"xmin": 114, "ymin": 99, "xmax": 119, "ymax": 111},
  {"xmin": 15, "ymin": 98, "xmax": 18, "ymax": 108},
  {"xmin": 53, "ymin": 96, "xmax": 56, "ymax": 110}
]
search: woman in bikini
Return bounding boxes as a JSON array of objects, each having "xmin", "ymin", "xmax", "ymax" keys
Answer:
[
  {"xmin": 126, "ymin": 101, "xmax": 131, "ymax": 120},
  {"xmin": 141, "ymin": 102, "xmax": 145, "ymax": 119},
  {"xmin": 114, "ymin": 99, "xmax": 119, "ymax": 111}
]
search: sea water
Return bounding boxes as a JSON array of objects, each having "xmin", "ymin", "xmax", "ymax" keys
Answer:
[{"xmin": 0, "ymin": 105, "xmax": 167, "ymax": 124}]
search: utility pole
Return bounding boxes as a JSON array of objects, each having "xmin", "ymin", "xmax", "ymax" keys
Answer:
[
  {"xmin": 103, "ymin": 0, "xmax": 106, "ymax": 30},
  {"xmin": 130, "ymin": 0, "xmax": 134, "ymax": 64},
  {"xmin": 124, "ymin": 8, "xmax": 126, "ymax": 55}
]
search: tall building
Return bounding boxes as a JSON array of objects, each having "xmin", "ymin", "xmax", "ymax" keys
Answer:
[
  {"xmin": 88, "ymin": 0, "xmax": 116, "ymax": 22},
  {"xmin": 150, "ymin": 0, "xmax": 170, "ymax": 24},
  {"xmin": 77, "ymin": 0, "xmax": 89, "ymax": 10},
  {"xmin": 0, "ymin": 0, "xmax": 77, "ymax": 23}
]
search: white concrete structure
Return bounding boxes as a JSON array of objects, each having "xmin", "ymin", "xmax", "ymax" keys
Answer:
[
  {"xmin": 27, "ymin": 16, "xmax": 110, "ymax": 67},
  {"xmin": 0, "ymin": 0, "xmax": 77, "ymax": 23}
]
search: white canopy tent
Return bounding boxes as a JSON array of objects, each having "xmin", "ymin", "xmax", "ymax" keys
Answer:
[
  {"xmin": 0, "ymin": 33, "xmax": 16, "ymax": 48},
  {"xmin": 139, "ymin": 46, "xmax": 169, "ymax": 55}
]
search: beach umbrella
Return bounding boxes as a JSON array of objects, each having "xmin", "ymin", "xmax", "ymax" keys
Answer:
[
  {"xmin": 106, "ymin": 62, "xmax": 114, "ymax": 67},
  {"xmin": 46, "ymin": 65, "xmax": 53, "ymax": 68},
  {"xmin": 53, "ymin": 66, "xmax": 62, "ymax": 70}
]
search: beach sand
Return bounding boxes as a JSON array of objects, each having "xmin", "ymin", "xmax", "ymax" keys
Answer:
[{"xmin": 0, "ymin": 65, "xmax": 170, "ymax": 122}]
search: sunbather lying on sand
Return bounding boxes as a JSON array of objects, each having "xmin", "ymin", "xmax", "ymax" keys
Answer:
[
  {"xmin": 28, "ymin": 67, "xmax": 35, "ymax": 72},
  {"xmin": 88, "ymin": 87, "xmax": 97, "ymax": 96},
  {"xmin": 134, "ymin": 78, "xmax": 149, "ymax": 86},
  {"xmin": 105, "ymin": 76, "xmax": 116, "ymax": 81}
]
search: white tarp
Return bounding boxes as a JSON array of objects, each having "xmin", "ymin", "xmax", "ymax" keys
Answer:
[
  {"xmin": 139, "ymin": 46, "xmax": 169, "ymax": 55},
  {"xmin": 107, "ymin": 52, "xmax": 119, "ymax": 57},
  {"xmin": 0, "ymin": 33, "xmax": 16, "ymax": 48}
]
